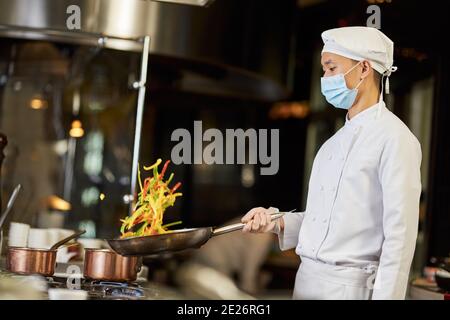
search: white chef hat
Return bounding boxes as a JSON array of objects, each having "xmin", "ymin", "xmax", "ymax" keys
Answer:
[{"xmin": 321, "ymin": 26, "xmax": 397, "ymax": 94}]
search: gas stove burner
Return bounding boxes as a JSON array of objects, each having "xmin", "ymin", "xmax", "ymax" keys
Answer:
[
  {"xmin": 41, "ymin": 276, "xmax": 146, "ymax": 299},
  {"xmin": 83, "ymin": 280, "xmax": 145, "ymax": 300},
  {"xmin": 92, "ymin": 280, "xmax": 140, "ymax": 286},
  {"xmin": 46, "ymin": 277, "xmax": 67, "ymax": 289}
]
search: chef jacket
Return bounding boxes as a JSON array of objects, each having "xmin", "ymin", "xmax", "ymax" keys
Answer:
[{"xmin": 278, "ymin": 101, "xmax": 422, "ymax": 299}]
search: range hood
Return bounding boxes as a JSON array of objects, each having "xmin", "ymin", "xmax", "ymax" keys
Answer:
[
  {"xmin": 0, "ymin": 0, "xmax": 214, "ymax": 51},
  {"xmin": 0, "ymin": 0, "xmax": 295, "ymax": 88},
  {"xmin": 0, "ymin": 0, "xmax": 291, "ymax": 100},
  {"xmin": 154, "ymin": 0, "xmax": 213, "ymax": 6}
]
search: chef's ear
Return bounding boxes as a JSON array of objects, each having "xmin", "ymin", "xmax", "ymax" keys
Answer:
[{"xmin": 360, "ymin": 60, "xmax": 372, "ymax": 80}]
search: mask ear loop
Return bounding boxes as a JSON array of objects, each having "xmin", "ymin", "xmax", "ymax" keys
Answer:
[
  {"xmin": 344, "ymin": 60, "xmax": 363, "ymax": 76},
  {"xmin": 355, "ymin": 77, "xmax": 364, "ymax": 90},
  {"xmin": 345, "ymin": 61, "xmax": 364, "ymax": 90}
]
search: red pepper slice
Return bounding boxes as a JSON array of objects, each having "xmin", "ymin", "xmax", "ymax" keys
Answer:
[
  {"xmin": 170, "ymin": 182, "xmax": 182, "ymax": 193},
  {"xmin": 159, "ymin": 160, "xmax": 171, "ymax": 179},
  {"xmin": 142, "ymin": 177, "xmax": 152, "ymax": 198}
]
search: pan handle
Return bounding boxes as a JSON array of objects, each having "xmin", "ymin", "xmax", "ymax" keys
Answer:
[{"xmin": 212, "ymin": 212, "xmax": 285, "ymax": 237}]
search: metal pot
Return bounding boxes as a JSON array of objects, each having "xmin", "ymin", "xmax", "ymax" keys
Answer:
[
  {"xmin": 6, "ymin": 230, "xmax": 85, "ymax": 276},
  {"xmin": 83, "ymin": 249, "xmax": 141, "ymax": 282},
  {"xmin": 6, "ymin": 247, "xmax": 57, "ymax": 276}
]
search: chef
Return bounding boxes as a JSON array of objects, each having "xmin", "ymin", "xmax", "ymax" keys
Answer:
[{"xmin": 241, "ymin": 26, "xmax": 422, "ymax": 300}]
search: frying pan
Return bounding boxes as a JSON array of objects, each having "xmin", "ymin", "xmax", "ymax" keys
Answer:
[{"xmin": 107, "ymin": 211, "xmax": 287, "ymax": 256}]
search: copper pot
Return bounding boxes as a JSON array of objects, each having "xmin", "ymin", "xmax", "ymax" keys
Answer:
[
  {"xmin": 83, "ymin": 249, "xmax": 141, "ymax": 282},
  {"xmin": 6, "ymin": 247, "xmax": 57, "ymax": 276},
  {"xmin": 6, "ymin": 230, "xmax": 85, "ymax": 277}
]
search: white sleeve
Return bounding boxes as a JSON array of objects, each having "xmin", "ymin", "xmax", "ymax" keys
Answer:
[
  {"xmin": 271, "ymin": 209, "xmax": 305, "ymax": 251},
  {"xmin": 372, "ymin": 133, "xmax": 422, "ymax": 300}
]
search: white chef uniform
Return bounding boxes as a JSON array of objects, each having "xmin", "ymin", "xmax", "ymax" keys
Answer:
[{"xmin": 275, "ymin": 27, "xmax": 422, "ymax": 300}]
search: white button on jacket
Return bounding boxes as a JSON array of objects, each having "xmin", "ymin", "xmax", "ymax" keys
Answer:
[{"xmin": 277, "ymin": 101, "xmax": 422, "ymax": 300}]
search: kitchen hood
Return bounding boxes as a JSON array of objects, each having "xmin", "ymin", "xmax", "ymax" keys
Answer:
[
  {"xmin": 0, "ymin": 0, "xmax": 214, "ymax": 51},
  {"xmin": 154, "ymin": 0, "xmax": 214, "ymax": 6},
  {"xmin": 0, "ymin": 0, "xmax": 295, "ymax": 92}
]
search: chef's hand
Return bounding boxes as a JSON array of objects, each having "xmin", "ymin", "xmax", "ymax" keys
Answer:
[{"xmin": 241, "ymin": 207, "xmax": 283, "ymax": 233}]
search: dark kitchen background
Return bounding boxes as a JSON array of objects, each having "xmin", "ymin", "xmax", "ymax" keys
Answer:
[{"xmin": 0, "ymin": 0, "xmax": 448, "ymax": 299}]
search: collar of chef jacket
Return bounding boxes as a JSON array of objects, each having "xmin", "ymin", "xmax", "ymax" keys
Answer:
[
  {"xmin": 344, "ymin": 101, "xmax": 383, "ymax": 128},
  {"xmin": 339, "ymin": 101, "xmax": 384, "ymax": 158}
]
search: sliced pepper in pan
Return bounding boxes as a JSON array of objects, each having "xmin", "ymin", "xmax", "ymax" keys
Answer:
[{"xmin": 119, "ymin": 159, "xmax": 182, "ymax": 238}]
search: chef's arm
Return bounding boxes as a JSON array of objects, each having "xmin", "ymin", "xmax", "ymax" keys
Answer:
[
  {"xmin": 270, "ymin": 208, "xmax": 305, "ymax": 251},
  {"xmin": 372, "ymin": 134, "xmax": 422, "ymax": 300}
]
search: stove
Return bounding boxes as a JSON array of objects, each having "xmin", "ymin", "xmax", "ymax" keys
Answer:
[
  {"xmin": 84, "ymin": 281, "xmax": 145, "ymax": 300},
  {"xmin": 1, "ymin": 266, "xmax": 186, "ymax": 300},
  {"xmin": 47, "ymin": 276, "xmax": 146, "ymax": 300}
]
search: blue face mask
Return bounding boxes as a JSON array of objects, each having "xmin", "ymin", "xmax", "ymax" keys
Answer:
[{"xmin": 320, "ymin": 61, "xmax": 364, "ymax": 110}]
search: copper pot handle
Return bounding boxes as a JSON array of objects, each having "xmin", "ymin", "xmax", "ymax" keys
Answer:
[{"xmin": 50, "ymin": 230, "xmax": 86, "ymax": 250}]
